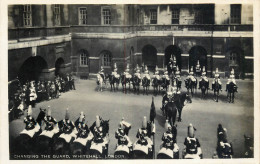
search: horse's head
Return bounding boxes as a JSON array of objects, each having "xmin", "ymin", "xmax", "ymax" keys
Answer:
[{"xmin": 185, "ymin": 94, "xmax": 192, "ymax": 103}]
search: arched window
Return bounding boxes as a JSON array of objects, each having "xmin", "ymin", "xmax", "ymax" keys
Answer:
[
  {"xmin": 101, "ymin": 51, "xmax": 112, "ymax": 67},
  {"xmin": 80, "ymin": 51, "xmax": 88, "ymax": 66}
]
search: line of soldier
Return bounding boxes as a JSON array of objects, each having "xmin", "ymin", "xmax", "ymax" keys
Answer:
[
  {"xmin": 9, "ymin": 74, "xmax": 76, "ymax": 121},
  {"xmin": 20, "ymin": 105, "xmax": 232, "ymax": 158}
]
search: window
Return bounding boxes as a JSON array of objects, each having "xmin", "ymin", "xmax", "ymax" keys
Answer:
[
  {"xmin": 101, "ymin": 52, "xmax": 112, "ymax": 66},
  {"xmin": 79, "ymin": 8, "xmax": 87, "ymax": 25},
  {"xmin": 150, "ymin": 9, "xmax": 157, "ymax": 24},
  {"xmin": 230, "ymin": 4, "xmax": 241, "ymax": 24},
  {"xmin": 80, "ymin": 51, "xmax": 88, "ymax": 66},
  {"xmin": 229, "ymin": 52, "xmax": 238, "ymax": 66},
  {"xmin": 23, "ymin": 5, "xmax": 32, "ymax": 26},
  {"xmin": 137, "ymin": 9, "xmax": 140, "ymax": 25},
  {"xmin": 194, "ymin": 10, "xmax": 203, "ymax": 24},
  {"xmin": 53, "ymin": 5, "xmax": 61, "ymax": 26},
  {"xmin": 102, "ymin": 8, "xmax": 111, "ymax": 25},
  {"xmin": 172, "ymin": 9, "xmax": 180, "ymax": 24}
]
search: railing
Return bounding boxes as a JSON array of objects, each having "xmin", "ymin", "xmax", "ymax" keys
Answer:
[
  {"xmin": 8, "ymin": 24, "xmax": 253, "ymax": 41},
  {"xmin": 8, "ymin": 26, "xmax": 70, "ymax": 41}
]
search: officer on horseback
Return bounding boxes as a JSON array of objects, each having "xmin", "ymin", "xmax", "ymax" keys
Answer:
[
  {"xmin": 168, "ymin": 55, "xmax": 177, "ymax": 75},
  {"xmin": 92, "ymin": 115, "xmax": 109, "ymax": 144},
  {"xmin": 226, "ymin": 68, "xmax": 237, "ymax": 91},
  {"xmin": 195, "ymin": 60, "xmax": 201, "ymax": 77},
  {"xmin": 75, "ymin": 112, "xmax": 93, "ymax": 140},
  {"xmin": 162, "ymin": 67, "xmax": 170, "ymax": 81},
  {"xmin": 153, "ymin": 65, "xmax": 160, "ymax": 80},
  {"xmin": 115, "ymin": 118, "xmax": 133, "ymax": 151},
  {"xmin": 20, "ymin": 105, "xmax": 40, "ymax": 137},
  {"xmin": 161, "ymin": 120, "xmax": 179, "ymax": 152},
  {"xmin": 216, "ymin": 126, "xmax": 233, "ymax": 158},
  {"xmin": 212, "ymin": 68, "xmax": 222, "ymax": 90},
  {"xmin": 198, "ymin": 66, "xmax": 209, "ymax": 89},
  {"xmin": 187, "ymin": 67, "xmax": 197, "ymax": 82},
  {"xmin": 123, "ymin": 64, "xmax": 132, "ymax": 79},
  {"xmin": 43, "ymin": 106, "xmax": 58, "ymax": 133},
  {"xmin": 183, "ymin": 123, "xmax": 202, "ymax": 159},
  {"xmin": 59, "ymin": 108, "xmax": 77, "ymax": 141},
  {"xmin": 143, "ymin": 65, "xmax": 151, "ymax": 80},
  {"xmin": 112, "ymin": 63, "xmax": 120, "ymax": 79},
  {"xmin": 134, "ymin": 64, "xmax": 141, "ymax": 79},
  {"xmin": 136, "ymin": 116, "xmax": 153, "ymax": 150}
]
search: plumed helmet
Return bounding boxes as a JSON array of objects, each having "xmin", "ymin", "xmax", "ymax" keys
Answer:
[
  {"xmin": 65, "ymin": 108, "xmax": 70, "ymax": 120},
  {"xmin": 114, "ymin": 63, "xmax": 117, "ymax": 69},
  {"xmin": 231, "ymin": 68, "xmax": 234, "ymax": 75},
  {"xmin": 79, "ymin": 111, "xmax": 85, "ymax": 122},
  {"xmin": 119, "ymin": 128, "xmax": 124, "ymax": 136},
  {"xmin": 155, "ymin": 65, "xmax": 158, "ymax": 71},
  {"xmin": 197, "ymin": 60, "xmax": 200, "ymax": 66},
  {"xmin": 215, "ymin": 68, "xmax": 219, "ymax": 78},
  {"xmin": 142, "ymin": 116, "xmax": 147, "ymax": 128},
  {"xmin": 96, "ymin": 115, "xmax": 101, "ymax": 127},
  {"xmin": 27, "ymin": 105, "xmax": 32, "ymax": 116},
  {"xmin": 188, "ymin": 123, "xmax": 196, "ymax": 138},
  {"xmin": 164, "ymin": 120, "xmax": 170, "ymax": 130},
  {"xmin": 47, "ymin": 106, "xmax": 51, "ymax": 116},
  {"xmin": 223, "ymin": 128, "xmax": 227, "ymax": 140}
]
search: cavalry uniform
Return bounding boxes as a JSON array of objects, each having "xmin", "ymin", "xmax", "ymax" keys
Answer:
[
  {"xmin": 98, "ymin": 66, "xmax": 105, "ymax": 81},
  {"xmin": 226, "ymin": 69, "xmax": 237, "ymax": 92},
  {"xmin": 40, "ymin": 107, "xmax": 59, "ymax": 138},
  {"xmin": 124, "ymin": 64, "xmax": 132, "ymax": 79},
  {"xmin": 112, "ymin": 63, "xmax": 120, "ymax": 79},
  {"xmin": 198, "ymin": 67, "xmax": 209, "ymax": 89},
  {"xmin": 187, "ymin": 68, "xmax": 197, "ymax": 82},
  {"xmin": 92, "ymin": 116, "xmax": 109, "ymax": 145},
  {"xmin": 143, "ymin": 65, "xmax": 151, "ymax": 80},
  {"xmin": 136, "ymin": 117, "xmax": 153, "ymax": 149},
  {"xmin": 168, "ymin": 56, "xmax": 177, "ymax": 74},
  {"xmin": 115, "ymin": 122, "xmax": 132, "ymax": 149},
  {"xmin": 195, "ymin": 60, "xmax": 201, "ymax": 76},
  {"xmin": 212, "ymin": 68, "xmax": 222, "ymax": 90},
  {"xmin": 162, "ymin": 69, "xmax": 170, "ymax": 81},
  {"xmin": 29, "ymin": 87, "xmax": 37, "ymax": 107},
  {"xmin": 183, "ymin": 124, "xmax": 202, "ymax": 157},
  {"xmin": 153, "ymin": 66, "xmax": 160, "ymax": 80},
  {"xmin": 161, "ymin": 121, "xmax": 179, "ymax": 152},
  {"xmin": 134, "ymin": 65, "xmax": 142, "ymax": 79},
  {"xmin": 20, "ymin": 105, "xmax": 40, "ymax": 138}
]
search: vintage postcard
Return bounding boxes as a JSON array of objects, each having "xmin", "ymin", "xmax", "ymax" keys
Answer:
[{"xmin": 1, "ymin": 0, "xmax": 259, "ymax": 163}]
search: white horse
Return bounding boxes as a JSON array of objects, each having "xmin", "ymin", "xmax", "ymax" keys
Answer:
[{"xmin": 97, "ymin": 74, "xmax": 105, "ymax": 92}]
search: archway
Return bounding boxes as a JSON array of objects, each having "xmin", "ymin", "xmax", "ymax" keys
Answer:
[
  {"xmin": 189, "ymin": 46, "xmax": 207, "ymax": 72},
  {"xmin": 165, "ymin": 45, "xmax": 182, "ymax": 71},
  {"xmin": 55, "ymin": 58, "xmax": 65, "ymax": 77},
  {"xmin": 142, "ymin": 45, "xmax": 157, "ymax": 71},
  {"xmin": 18, "ymin": 56, "xmax": 48, "ymax": 84}
]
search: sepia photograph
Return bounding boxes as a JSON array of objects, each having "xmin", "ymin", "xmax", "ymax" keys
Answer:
[{"xmin": 4, "ymin": 1, "xmax": 259, "ymax": 162}]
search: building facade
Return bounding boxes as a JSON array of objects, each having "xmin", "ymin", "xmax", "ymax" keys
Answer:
[{"xmin": 8, "ymin": 4, "xmax": 254, "ymax": 83}]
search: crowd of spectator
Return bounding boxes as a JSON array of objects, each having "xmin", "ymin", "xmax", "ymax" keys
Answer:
[{"xmin": 8, "ymin": 73, "xmax": 76, "ymax": 122}]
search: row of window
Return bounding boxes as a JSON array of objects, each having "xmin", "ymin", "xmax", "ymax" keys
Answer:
[
  {"xmin": 80, "ymin": 51, "xmax": 112, "ymax": 66},
  {"xmin": 22, "ymin": 5, "xmax": 242, "ymax": 27}
]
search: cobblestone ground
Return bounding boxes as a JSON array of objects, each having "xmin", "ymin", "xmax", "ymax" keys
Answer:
[{"xmin": 9, "ymin": 77, "xmax": 254, "ymax": 159}]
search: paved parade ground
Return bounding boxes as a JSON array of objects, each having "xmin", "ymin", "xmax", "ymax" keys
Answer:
[{"xmin": 9, "ymin": 77, "xmax": 254, "ymax": 159}]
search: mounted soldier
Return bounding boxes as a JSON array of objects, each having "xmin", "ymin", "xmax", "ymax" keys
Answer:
[
  {"xmin": 195, "ymin": 60, "xmax": 201, "ymax": 77},
  {"xmin": 134, "ymin": 64, "xmax": 142, "ymax": 80},
  {"xmin": 20, "ymin": 105, "xmax": 41, "ymax": 138},
  {"xmin": 175, "ymin": 66, "xmax": 182, "ymax": 91},
  {"xmin": 216, "ymin": 125, "xmax": 233, "ymax": 158},
  {"xmin": 111, "ymin": 63, "xmax": 120, "ymax": 79},
  {"xmin": 161, "ymin": 83, "xmax": 179, "ymax": 115},
  {"xmin": 98, "ymin": 66, "xmax": 105, "ymax": 81},
  {"xmin": 183, "ymin": 123, "xmax": 203, "ymax": 159},
  {"xmin": 168, "ymin": 55, "xmax": 177, "ymax": 76},
  {"xmin": 123, "ymin": 63, "xmax": 132, "ymax": 79},
  {"xmin": 143, "ymin": 65, "xmax": 151, "ymax": 80},
  {"xmin": 226, "ymin": 68, "xmax": 237, "ymax": 91},
  {"xmin": 226, "ymin": 68, "xmax": 238, "ymax": 103},
  {"xmin": 212, "ymin": 68, "xmax": 222, "ymax": 89},
  {"xmin": 40, "ymin": 106, "xmax": 59, "ymax": 138},
  {"xmin": 198, "ymin": 66, "xmax": 209, "ymax": 90},
  {"xmin": 187, "ymin": 67, "xmax": 197, "ymax": 82},
  {"xmin": 153, "ymin": 65, "xmax": 160, "ymax": 80},
  {"xmin": 136, "ymin": 116, "xmax": 153, "ymax": 150}
]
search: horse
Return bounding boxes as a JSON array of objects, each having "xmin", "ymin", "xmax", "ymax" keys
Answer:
[
  {"xmin": 106, "ymin": 74, "xmax": 120, "ymax": 92},
  {"xmin": 152, "ymin": 78, "xmax": 161, "ymax": 96},
  {"xmin": 96, "ymin": 74, "xmax": 105, "ymax": 92},
  {"xmin": 132, "ymin": 75, "xmax": 141, "ymax": 94},
  {"xmin": 89, "ymin": 119, "xmax": 110, "ymax": 158},
  {"xmin": 121, "ymin": 74, "xmax": 132, "ymax": 94},
  {"xmin": 212, "ymin": 80, "xmax": 221, "ymax": 102},
  {"xmin": 174, "ymin": 93, "xmax": 192, "ymax": 122},
  {"xmin": 227, "ymin": 82, "xmax": 237, "ymax": 103},
  {"xmin": 142, "ymin": 76, "xmax": 150, "ymax": 95},
  {"xmin": 164, "ymin": 101, "xmax": 178, "ymax": 127},
  {"xmin": 161, "ymin": 78, "xmax": 170, "ymax": 94},
  {"xmin": 70, "ymin": 129, "xmax": 93, "ymax": 155},
  {"xmin": 185, "ymin": 78, "xmax": 197, "ymax": 96},
  {"xmin": 13, "ymin": 108, "xmax": 46, "ymax": 155},
  {"xmin": 199, "ymin": 79, "xmax": 208, "ymax": 99}
]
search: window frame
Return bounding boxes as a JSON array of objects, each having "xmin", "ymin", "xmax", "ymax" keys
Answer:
[
  {"xmin": 53, "ymin": 4, "xmax": 61, "ymax": 26},
  {"xmin": 80, "ymin": 51, "xmax": 89, "ymax": 67},
  {"xmin": 78, "ymin": 7, "xmax": 88, "ymax": 25},
  {"xmin": 101, "ymin": 6, "xmax": 111, "ymax": 25},
  {"xmin": 23, "ymin": 5, "xmax": 32, "ymax": 27},
  {"xmin": 230, "ymin": 4, "xmax": 241, "ymax": 24},
  {"xmin": 171, "ymin": 8, "xmax": 180, "ymax": 24},
  {"xmin": 150, "ymin": 9, "xmax": 157, "ymax": 24},
  {"xmin": 101, "ymin": 52, "xmax": 112, "ymax": 67}
]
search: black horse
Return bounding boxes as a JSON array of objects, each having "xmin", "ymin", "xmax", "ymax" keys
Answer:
[
  {"xmin": 152, "ymin": 78, "xmax": 161, "ymax": 96},
  {"xmin": 227, "ymin": 82, "xmax": 237, "ymax": 103},
  {"xmin": 212, "ymin": 80, "xmax": 222, "ymax": 102},
  {"xmin": 13, "ymin": 108, "xmax": 46, "ymax": 155},
  {"xmin": 121, "ymin": 74, "xmax": 132, "ymax": 93},
  {"xmin": 199, "ymin": 79, "xmax": 208, "ymax": 99},
  {"xmin": 142, "ymin": 77, "xmax": 150, "ymax": 95},
  {"xmin": 161, "ymin": 77, "xmax": 170, "ymax": 94},
  {"xmin": 185, "ymin": 78, "xmax": 197, "ymax": 96},
  {"xmin": 174, "ymin": 78, "xmax": 182, "ymax": 92},
  {"xmin": 165, "ymin": 101, "xmax": 178, "ymax": 126},
  {"xmin": 106, "ymin": 74, "xmax": 120, "ymax": 92},
  {"xmin": 132, "ymin": 75, "xmax": 141, "ymax": 94},
  {"xmin": 174, "ymin": 93, "xmax": 192, "ymax": 122}
]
